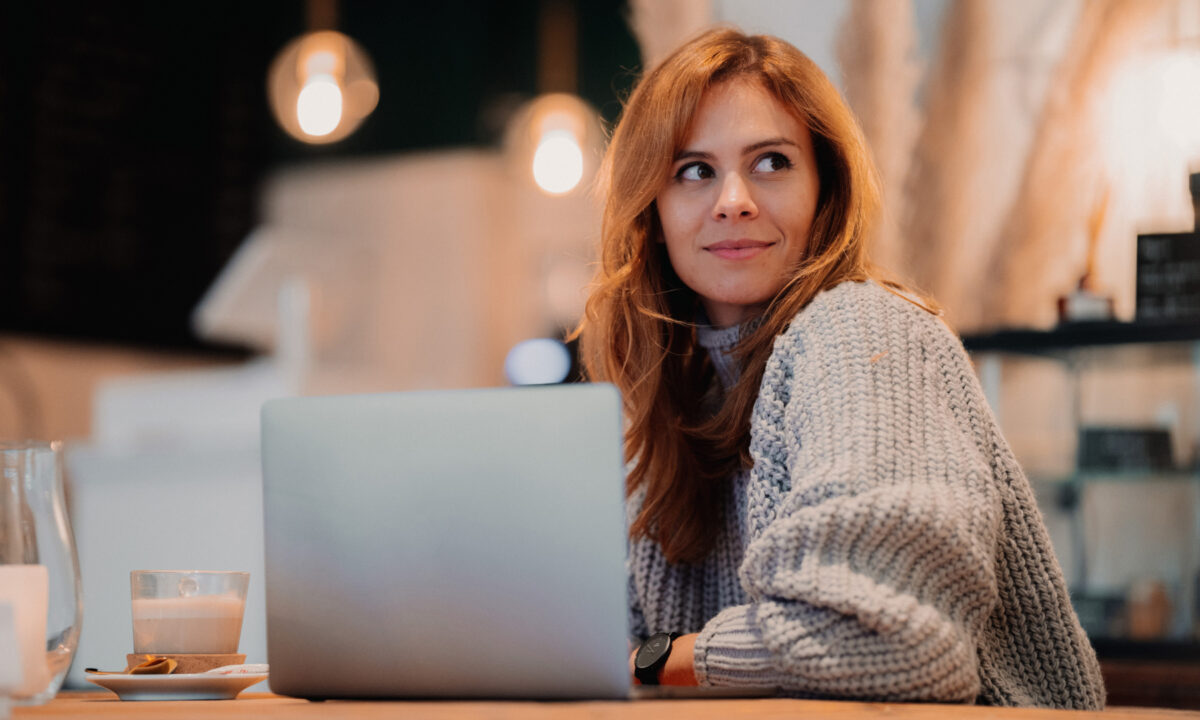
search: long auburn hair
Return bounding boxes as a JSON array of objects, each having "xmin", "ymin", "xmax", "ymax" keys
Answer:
[{"xmin": 577, "ymin": 27, "xmax": 929, "ymax": 564}]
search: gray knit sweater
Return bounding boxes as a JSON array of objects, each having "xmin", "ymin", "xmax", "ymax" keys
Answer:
[{"xmin": 626, "ymin": 280, "xmax": 1105, "ymax": 708}]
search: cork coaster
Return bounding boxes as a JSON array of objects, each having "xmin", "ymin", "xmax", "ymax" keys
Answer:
[{"xmin": 125, "ymin": 653, "xmax": 245, "ymax": 674}]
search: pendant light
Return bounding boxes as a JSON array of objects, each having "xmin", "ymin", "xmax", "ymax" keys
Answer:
[
  {"xmin": 267, "ymin": 0, "xmax": 378, "ymax": 145},
  {"xmin": 506, "ymin": 0, "xmax": 601, "ymax": 197}
]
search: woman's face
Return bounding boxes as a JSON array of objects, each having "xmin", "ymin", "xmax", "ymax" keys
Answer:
[{"xmin": 655, "ymin": 78, "xmax": 820, "ymax": 328}]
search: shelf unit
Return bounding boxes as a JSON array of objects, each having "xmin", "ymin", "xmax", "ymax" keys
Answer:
[
  {"xmin": 963, "ymin": 321, "xmax": 1200, "ymax": 663},
  {"xmin": 963, "ymin": 320, "xmax": 1200, "ymax": 353}
]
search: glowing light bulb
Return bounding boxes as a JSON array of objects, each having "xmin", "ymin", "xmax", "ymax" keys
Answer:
[
  {"xmin": 297, "ymin": 73, "xmax": 344, "ymax": 137},
  {"xmin": 532, "ymin": 129, "xmax": 584, "ymax": 195},
  {"xmin": 268, "ymin": 30, "xmax": 377, "ymax": 144}
]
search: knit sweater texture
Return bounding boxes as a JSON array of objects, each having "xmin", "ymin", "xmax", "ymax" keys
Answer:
[{"xmin": 626, "ymin": 280, "xmax": 1105, "ymax": 708}]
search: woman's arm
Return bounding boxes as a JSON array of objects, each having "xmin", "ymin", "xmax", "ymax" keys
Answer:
[{"xmin": 692, "ymin": 287, "xmax": 1003, "ymax": 700}]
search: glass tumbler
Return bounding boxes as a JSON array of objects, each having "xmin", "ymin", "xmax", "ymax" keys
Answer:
[
  {"xmin": 0, "ymin": 441, "xmax": 82, "ymax": 705},
  {"xmin": 130, "ymin": 570, "xmax": 249, "ymax": 654}
]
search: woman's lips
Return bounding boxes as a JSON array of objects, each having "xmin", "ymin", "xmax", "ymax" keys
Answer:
[{"xmin": 705, "ymin": 240, "xmax": 774, "ymax": 260}]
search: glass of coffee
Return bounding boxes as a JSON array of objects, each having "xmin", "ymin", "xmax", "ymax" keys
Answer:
[{"xmin": 130, "ymin": 571, "xmax": 249, "ymax": 655}]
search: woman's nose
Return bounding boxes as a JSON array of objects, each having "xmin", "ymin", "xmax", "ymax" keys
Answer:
[{"xmin": 712, "ymin": 173, "xmax": 757, "ymax": 220}]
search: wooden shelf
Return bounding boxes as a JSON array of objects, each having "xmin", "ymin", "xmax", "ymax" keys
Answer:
[{"xmin": 962, "ymin": 321, "xmax": 1200, "ymax": 354}]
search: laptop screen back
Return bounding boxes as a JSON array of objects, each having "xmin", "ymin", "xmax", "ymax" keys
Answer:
[{"xmin": 260, "ymin": 384, "xmax": 629, "ymax": 699}]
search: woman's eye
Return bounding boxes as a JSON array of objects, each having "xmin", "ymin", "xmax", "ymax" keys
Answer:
[
  {"xmin": 675, "ymin": 162, "xmax": 713, "ymax": 181},
  {"xmin": 753, "ymin": 152, "xmax": 792, "ymax": 173}
]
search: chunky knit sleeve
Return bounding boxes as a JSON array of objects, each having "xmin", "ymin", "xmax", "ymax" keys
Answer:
[{"xmin": 692, "ymin": 283, "xmax": 1006, "ymax": 701}]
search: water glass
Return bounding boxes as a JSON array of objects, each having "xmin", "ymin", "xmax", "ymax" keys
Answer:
[{"xmin": 0, "ymin": 441, "xmax": 82, "ymax": 705}]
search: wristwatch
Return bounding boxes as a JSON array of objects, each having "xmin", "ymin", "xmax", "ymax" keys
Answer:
[{"xmin": 634, "ymin": 632, "xmax": 681, "ymax": 685}]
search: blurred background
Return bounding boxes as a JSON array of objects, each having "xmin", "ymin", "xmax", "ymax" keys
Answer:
[{"xmin": 3, "ymin": 0, "xmax": 1200, "ymax": 707}]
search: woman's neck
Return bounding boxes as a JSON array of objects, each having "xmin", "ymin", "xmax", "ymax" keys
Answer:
[{"xmin": 701, "ymin": 299, "xmax": 767, "ymax": 329}]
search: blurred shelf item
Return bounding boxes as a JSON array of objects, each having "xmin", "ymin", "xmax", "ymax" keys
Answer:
[{"xmin": 964, "ymin": 327, "xmax": 1200, "ymax": 710}]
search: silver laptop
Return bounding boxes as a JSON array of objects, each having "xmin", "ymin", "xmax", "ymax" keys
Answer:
[{"xmin": 260, "ymin": 383, "xmax": 630, "ymax": 700}]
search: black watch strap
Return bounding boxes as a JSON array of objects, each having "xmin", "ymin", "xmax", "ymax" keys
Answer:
[{"xmin": 634, "ymin": 631, "xmax": 681, "ymax": 686}]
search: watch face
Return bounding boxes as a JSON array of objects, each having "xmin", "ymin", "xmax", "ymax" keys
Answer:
[{"xmin": 635, "ymin": 633, "xmax": 671, "ymax": 669}]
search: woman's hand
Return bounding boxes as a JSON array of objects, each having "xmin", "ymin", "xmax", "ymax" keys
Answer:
[{"xmin": 629, "ymin": 633, "xmax": 700, "ymax": 686}]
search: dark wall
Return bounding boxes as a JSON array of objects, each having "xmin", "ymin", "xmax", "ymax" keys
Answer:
[{"xmin": 0, "ymin": 0, "xmax": 638, "ymax": 353}]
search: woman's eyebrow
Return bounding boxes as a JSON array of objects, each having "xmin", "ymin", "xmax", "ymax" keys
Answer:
[
  {"xmin": 673, "ymin": 137, "xmax": 799, "ymax": 162},
  {"xmin": 742, "ymin": 137, "xmax": 798, "ymax": 154},
  {"xmin": 673, "ymin": 149, "xmax": 714, "ymax": 162}
]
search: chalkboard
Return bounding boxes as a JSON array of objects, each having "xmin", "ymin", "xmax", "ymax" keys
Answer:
[
  {"xmin": 1135, "ymin": 231, "xmax": 1200, "ymax": 323},
  {"xmin": 1077, "ymin": 426, "xmax": 1173, "ymax": 472}
]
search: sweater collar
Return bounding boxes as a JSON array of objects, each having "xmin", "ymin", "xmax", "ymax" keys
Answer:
[{"xmin": 696, "ymin": 317, "xmax": 757, "ymax": 391}]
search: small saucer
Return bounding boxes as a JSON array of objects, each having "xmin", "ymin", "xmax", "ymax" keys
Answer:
[{"xmin": 86, "ymin": 671, "xmax": 268, "ymax": 701}]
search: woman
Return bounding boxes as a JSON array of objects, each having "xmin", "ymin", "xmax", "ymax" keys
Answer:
[{"xmin": 576, "ymin": 28, "xmax": 1105, "ymax": 708}]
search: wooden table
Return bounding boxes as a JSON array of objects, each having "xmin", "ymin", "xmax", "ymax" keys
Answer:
[{"xmin": 14, "ymin": 692, "xmax": 1200, "ymax": 719}]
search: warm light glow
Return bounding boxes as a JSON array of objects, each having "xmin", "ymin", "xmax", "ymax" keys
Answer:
[
  {"xmin": 503, "ymin": 93, "xmax": 600, "ymax": 196},
  {"xmin": 1158, "ymin": 54, "xmax": 1200, "ymax": 149},
  {"xmin": 297, "ymin": 73, "xmax": 344, "ymax": 137},
  {"xmin": 532, "ymin": 129, "xmax": 584, "ymax": 195},
  {"xmin": 304, "ymin": 50, "xmax": 339, "ymax": 78},
  {"xmin": 1099, "ymin": 50, "xmax": 1200, "ymax": 230},
  {"xmin": 267, "ymin": 30, "xmax": 377, "ymax": 145}
]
